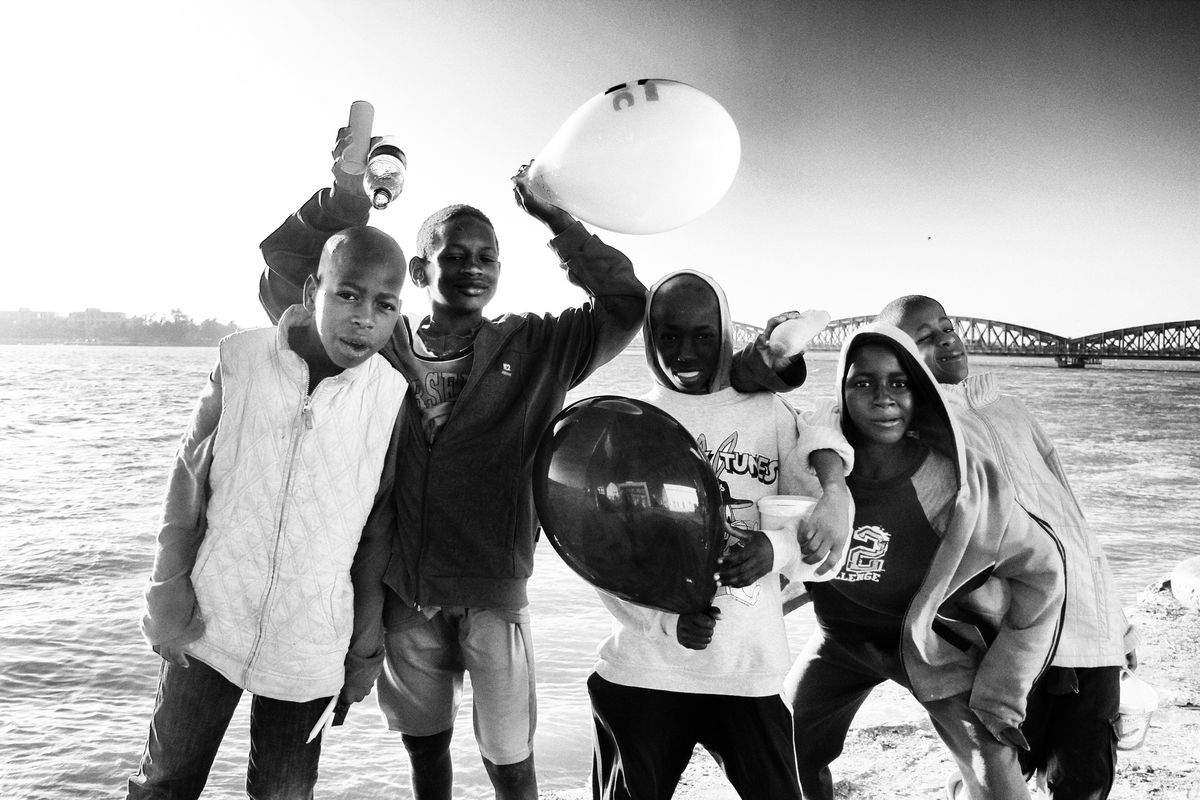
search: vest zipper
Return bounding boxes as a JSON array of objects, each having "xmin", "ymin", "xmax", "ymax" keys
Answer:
[{"xmin": 242, "ymin": 367, "xmax": 316, "ymax": 683}]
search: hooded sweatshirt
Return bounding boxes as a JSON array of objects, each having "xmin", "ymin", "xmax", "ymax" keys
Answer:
[
  {"xmin": 943, "ymin": 373, "xmax": 1135, "ymax": 667},
  {"xmin": 592, "ymin": 270, "xmax": 853, "ymax": 697},
  {"xmin": 808, "ymin": 323, "xmax": 1066, "ymax": 747}
]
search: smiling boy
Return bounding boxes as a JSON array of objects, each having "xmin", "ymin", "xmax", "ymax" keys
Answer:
[
  {"xmin": 785, "ymin": 323, "xmax": 1065, "ymax": 800},
  {"xmin": 586, "ymin": 269, "xmax": 852, "ymax": 800}
]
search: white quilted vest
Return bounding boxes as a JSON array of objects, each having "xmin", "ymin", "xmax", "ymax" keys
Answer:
[{"xmin": 189, "ymin": 320, "xmax": 405, "ymax": 701}]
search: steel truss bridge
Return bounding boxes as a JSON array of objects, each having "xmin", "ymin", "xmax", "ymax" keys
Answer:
[{"xmin": 730, "ymin": 317, "xmax": 1200, "ymax": 367}]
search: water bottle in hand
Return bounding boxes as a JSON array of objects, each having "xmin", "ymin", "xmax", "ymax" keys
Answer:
[{"xmin": 364, "ymin": 137, "xmax": 407, "ymax": 210}]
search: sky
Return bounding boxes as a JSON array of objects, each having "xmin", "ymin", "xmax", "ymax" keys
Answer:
[{"xmin": 3, "ymin": 0, "xmax": 1197, "ymax": 337}]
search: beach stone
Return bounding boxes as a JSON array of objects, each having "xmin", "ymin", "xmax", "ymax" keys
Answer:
[{"xmin": 1170, "ymin": 555, "xmax": 1200, "ymax": 611}]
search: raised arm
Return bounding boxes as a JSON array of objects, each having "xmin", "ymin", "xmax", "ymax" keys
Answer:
[
  {"xmin": 512, "ymin": 165, "xmax": 647, "ymax": 386},
  {"xmin": 258, "ymin": 126, "xmax": 373, "ymax": 323},
  {"xmin": 729, "ymin": 311, "xmax": 810, "ymax": 393}
]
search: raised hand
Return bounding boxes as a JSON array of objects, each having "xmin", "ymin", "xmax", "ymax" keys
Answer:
[{"xmin": 511, "ymin": 162, "xmax": 575, "ymax": 235}]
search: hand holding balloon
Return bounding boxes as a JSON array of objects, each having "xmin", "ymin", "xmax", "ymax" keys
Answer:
[
  {"xmin": 717, "ymin": 525, "xmax": 774, "ymax": 587},
  {"xmin": 677, "ymin": 606, "xmax": 721, "ymax": 650},
  {"xmin": 512, "ymin": 162, "xmax": 576, "ymax": 236}
]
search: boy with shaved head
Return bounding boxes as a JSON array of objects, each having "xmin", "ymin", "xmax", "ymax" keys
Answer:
[{"xmin": 129, "ymin": 225, "xmax": 410, "ymax": 798}]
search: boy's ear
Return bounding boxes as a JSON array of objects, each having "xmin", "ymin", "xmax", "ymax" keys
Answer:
[
  {"xmin": 409, "ymin": 256, "xmax": 428, "ymax": 288},
  {"xmin": 302, "ymin": 275, "xmax": 318, "ymax": 311}
]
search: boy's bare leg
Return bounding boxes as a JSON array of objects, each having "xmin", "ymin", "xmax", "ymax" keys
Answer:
[
  {"xmin": 483, "ymin": 754, "xmax": 537, "ymax": 800},
  {"xmin": 402, "ymin": 730, "xmax": 453, "ymax": 800}
]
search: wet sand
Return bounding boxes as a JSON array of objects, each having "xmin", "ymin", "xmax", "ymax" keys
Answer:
[{"xmin": 544, "ymin": 575, "xmax": 1200, "ymax": 799}]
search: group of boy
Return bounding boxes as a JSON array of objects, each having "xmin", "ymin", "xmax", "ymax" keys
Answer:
[{"xmin": 128, "ymin": 116, "xmax": 1132, "ymax": 800}]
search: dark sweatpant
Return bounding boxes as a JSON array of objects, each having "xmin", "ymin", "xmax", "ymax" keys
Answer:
[
  {"xmin": 783, "ymin": 632, "xmax": 1029, "ymax": 800},
  {"xmin": 587, "ymin": 672, "xmax": 801, "ymax": 800},
  {"xmin": 1019, "ymin": 666, "xmax": 1120, "ymax": 800}
]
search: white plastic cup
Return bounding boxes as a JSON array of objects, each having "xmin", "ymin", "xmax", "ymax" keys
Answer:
[
  {"xmin": 1115, "ymin": 668, "xmax": 1158, "ymax": 751},
  {"xmin": 757, "ymin": 494, "xmax": 818, "ymax": 534}
]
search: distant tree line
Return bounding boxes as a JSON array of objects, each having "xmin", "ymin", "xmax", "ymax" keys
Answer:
[{"xmin": 0, "ymin": 309, "xmax": 241, "ymax": 346}]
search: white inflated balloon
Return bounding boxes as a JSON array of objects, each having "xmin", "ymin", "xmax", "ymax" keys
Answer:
[{"xmin": 526, "ymin": 79, "xmax": 740, "ymax": 235}]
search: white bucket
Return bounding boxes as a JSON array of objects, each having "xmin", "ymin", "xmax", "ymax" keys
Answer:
[
  {"xmin": 757, "ymin": 494, "xmax": 818, "ymax": 534},
  {"xmin": 1115, "ymin": 668, "xmax": 1158, "ymax": 751}
]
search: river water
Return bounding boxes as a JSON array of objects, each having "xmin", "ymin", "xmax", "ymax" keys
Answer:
[{"xmin": 1, "ymin": 344, "xmax": 1196, "ymax": 799}]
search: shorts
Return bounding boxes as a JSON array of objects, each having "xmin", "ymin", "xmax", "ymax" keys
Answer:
[{"xmin": 378, "ymin": 604, "xmax": 536, "ymax": 765}]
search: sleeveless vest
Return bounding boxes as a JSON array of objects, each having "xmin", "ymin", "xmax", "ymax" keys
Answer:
[{"xmin": 190, "ymin": 323, "xmax": 405, "ymax": 701}]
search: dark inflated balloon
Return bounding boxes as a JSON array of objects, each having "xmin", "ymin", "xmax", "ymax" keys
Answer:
[{"xmin": 533, "ymin": 396, "xmax": 723, "ymax": 614}]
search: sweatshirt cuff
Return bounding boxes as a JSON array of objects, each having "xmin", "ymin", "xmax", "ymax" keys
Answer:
[
  {"xmin": 547, "ymin": 220, "xmax": 591, "ymax": 261},
  {"xmin": 971, "ymin": 706, "xmax": 1030, "ymax": 751},
  {"xmin": 730, "ymin": 341, "xmax": 796, "ymax": 394},
  {"xmin": 1123, "ymin": 621, "xmax": 1140, "ymax": 655},
  {"xmin": 796, "ymin": 428, "xmax": 855, "ymax": 477},
  {"xmin": 764, "ymin": 527, "xmax": 799, "ymax": 574},
  {"xmin": 325, "ymin": 185, "xmax": 374, "ymax": 223},
  {"xmin": 140, "ymin": 577, "xmax": 203, "ymax": 646},
  {"xmin": 344, "ymin": 647, "xmax": 385, "ymax": 695}
]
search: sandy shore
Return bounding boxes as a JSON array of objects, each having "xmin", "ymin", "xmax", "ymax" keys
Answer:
[{"xmin": 544, "ymin": 575, "xmax": 1200, "ymax": 799}]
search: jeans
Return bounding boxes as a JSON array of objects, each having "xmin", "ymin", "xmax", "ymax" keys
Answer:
[{"xmin": 127, "ymin": 657, "xmax": 331, "ymax": 800}]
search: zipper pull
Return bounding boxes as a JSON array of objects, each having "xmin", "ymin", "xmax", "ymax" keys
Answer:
[{"xmin": 302, "ymin": 397, "xmax": 314, "ymax": 429}]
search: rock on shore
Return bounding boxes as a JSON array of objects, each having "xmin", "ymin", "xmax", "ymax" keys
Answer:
[{"xmin": 544, "ymin": 577, "xmax": 1200, "ymax": 799}]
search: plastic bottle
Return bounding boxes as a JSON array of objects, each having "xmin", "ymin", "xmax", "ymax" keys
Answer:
[
  {"xmin": 769, "ymin": 310, "xmax": 831, "ymax": 357},
  {"xmin": 364, "ymin": 137, "xmax": 407, "ymax": 210}
]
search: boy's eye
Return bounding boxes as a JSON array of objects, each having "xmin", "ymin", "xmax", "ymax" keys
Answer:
[{"xmin": 336, "ymin": 291, "xmax": 358, "ymax": 302}]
